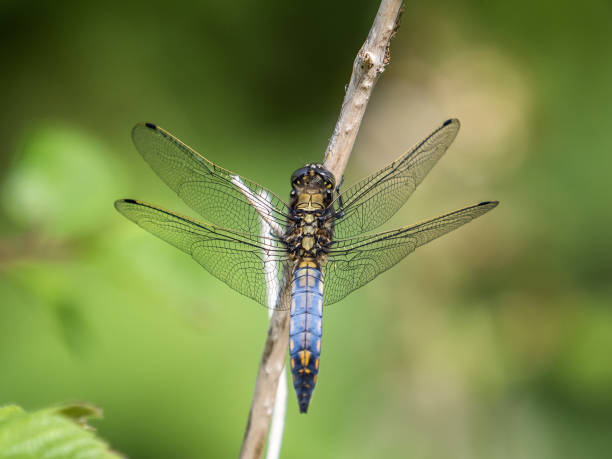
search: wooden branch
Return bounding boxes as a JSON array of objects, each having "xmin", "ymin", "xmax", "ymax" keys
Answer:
[
  {"xmin": 239, "ymin": 273, "xmax": 291, "ymax": 459},
  {"xmin": 324, "ymin": 0, "xmax": 404, "ymax": 181},
  {"xmin": 264, "ymin": 333, "xmax": 287, "ymax": 459},
  {"xmin": 239, "ymin": 1, "xmax": 404, "ymax": 458}
]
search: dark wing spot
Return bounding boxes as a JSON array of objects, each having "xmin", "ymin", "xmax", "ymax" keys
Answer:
[
  {"xmin": 443, "ymin": 119, "xmax": 453, "ymax": 126},
  {"xmin": 144, "ymin": 122, "xmax": 157, "ymax": 130}
]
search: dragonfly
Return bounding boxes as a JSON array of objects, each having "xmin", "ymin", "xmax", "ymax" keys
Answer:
[{"xmin": 115, "ymin": 119, "xmax": 498, "ymax": 413}]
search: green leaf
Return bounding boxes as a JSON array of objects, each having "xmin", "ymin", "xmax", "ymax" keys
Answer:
[
  {"xmin": 0, "ymin": 403, "xmax": 122, "ymax": 459},
  {"xmin": 2, "ymin": 124, "xmax": 121, "ymax": 237}
]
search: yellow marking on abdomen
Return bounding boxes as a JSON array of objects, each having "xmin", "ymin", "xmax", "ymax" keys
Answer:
[
  {"xmin": 299, "ymin": 350, "xmax": 311, "ymax": 367},
  {"xmin": 298, "ymin": 260, "xmax": 317, "ymax": 268}
]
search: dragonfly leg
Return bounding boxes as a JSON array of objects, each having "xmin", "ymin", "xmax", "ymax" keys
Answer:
[{"xmin": 334, "ymin": 175, "xmax": 346, "ymax": 219}]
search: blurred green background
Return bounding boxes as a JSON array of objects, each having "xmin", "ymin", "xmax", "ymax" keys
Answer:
[{"xmin": 1, "ymin": 1, "xmax": 611, "ymax": 458}]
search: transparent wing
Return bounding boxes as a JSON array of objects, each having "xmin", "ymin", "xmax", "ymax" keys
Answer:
[
  {"xmin": 115, "ymin": 199, "xmax": 293, "ymax": 309},
  {"xmin": 132, "ymin": 123, "xmax": 290, "ymax": 236},
  {"xmin": 322, "ymin": 201, "xmax": 498, "ymax": 305},
  {"xmin": 332, "ymin": 119, "xmax": 460, "ymax": 239}
]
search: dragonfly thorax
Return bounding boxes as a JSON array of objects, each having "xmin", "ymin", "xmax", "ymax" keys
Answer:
[{"xmin": 286, "ymin": 165, "xmax": 335, "ymax": 263}]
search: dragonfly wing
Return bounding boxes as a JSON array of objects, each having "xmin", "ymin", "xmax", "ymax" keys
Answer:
[
  {"xmin": 332, "ymin": 119, "xmax": 460, "ymax": 239},
  {"xmin": 322, "ymin": 201, "xmax": 498, "ymax": 305},
  {"xmin": 132, "ymin": 123, "xmax": 290, "ymax": 236},
  {"xmin": 115, "ymin": 199, "xmax": 292, "ymax": 309}
]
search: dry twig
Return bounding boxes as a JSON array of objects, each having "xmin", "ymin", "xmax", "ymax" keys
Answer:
[
  {"xmin": 323, "ymin": 0, "xmax": 404, "ymax": 181},
  {"xmin": 239, "ymin": 1, "xmax": 404, "ymax": 458}
]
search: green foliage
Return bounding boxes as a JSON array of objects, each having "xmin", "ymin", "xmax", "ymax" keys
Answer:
[
  {"xmin": 2, "ymin": 124, "xmax": 120, "ymax": 237},
  {"xmin": 0, "ymin": 404, "xmax": 121, "ymax": 459}
]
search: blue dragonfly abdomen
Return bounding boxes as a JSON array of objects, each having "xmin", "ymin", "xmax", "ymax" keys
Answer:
[{"xmin": 289, "ymin": 265, "xmax": 323, "ymax": 413}]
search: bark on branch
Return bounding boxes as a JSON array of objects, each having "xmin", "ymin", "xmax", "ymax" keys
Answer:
[
  {"xmin": 324, "ymin": 0, "xmax": 404, "ymax": 181},
  {"xmin": 239, "ymin": 2, "xmax": 403, "ymax": 458}
]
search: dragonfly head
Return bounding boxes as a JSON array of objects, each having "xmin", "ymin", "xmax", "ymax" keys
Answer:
[
  {"xmin": 291, "ymin": 163, "xmax": 336, "ymax": 191},
  {"xmin": 290, "ymin": 164, "xmax": 336, "ymax": 209}
]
